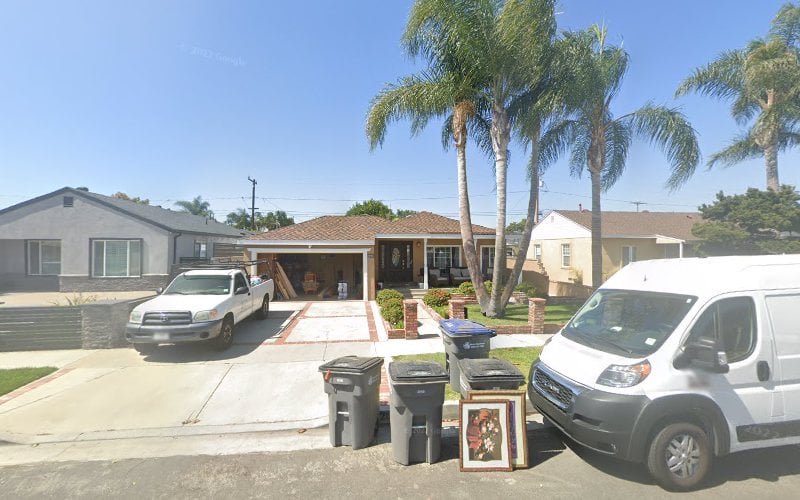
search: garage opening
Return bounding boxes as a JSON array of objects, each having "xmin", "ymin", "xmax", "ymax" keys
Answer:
[{"xmin": 258, "ymin": 253, "xmax": 364, "ymax": 300}]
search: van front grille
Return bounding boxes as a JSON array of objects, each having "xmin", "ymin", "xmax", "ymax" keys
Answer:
[{"xmin": 533, "ymin": 368, "xmax": 574, "ymax": 411}]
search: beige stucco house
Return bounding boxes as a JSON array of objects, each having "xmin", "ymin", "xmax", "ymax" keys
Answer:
[
  {"xmin": 240, "ymin": 212, "xmax": 496, "ymax": 301},
  {"xmin": 528, "ymin": 210, "xmax": 703, "ymax": 294}
]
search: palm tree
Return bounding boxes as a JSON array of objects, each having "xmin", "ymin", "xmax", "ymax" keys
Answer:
[
  {"xmin": 368, "ymin": 0, "xmax": 557, "ymax": 316},
  {"xmin": 174, "ymin": 196, "xmax": 214, "ymax": 219},
  {"xmin": 542, "ymin": 26, "xmax": 700, "ymax": 288},
  {"xmin": 676, "ymin": 4, "xmax": 800, "ymax": 191}
]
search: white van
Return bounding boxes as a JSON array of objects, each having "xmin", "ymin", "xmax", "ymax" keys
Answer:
[{"xmin": 528, "ymin": 255, "xmax": 800, "ymax": 491}]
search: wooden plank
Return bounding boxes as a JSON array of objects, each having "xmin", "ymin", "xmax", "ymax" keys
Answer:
[{"xmin": 274, "ymin": 262, "xmax": 297, "ymax": 298}]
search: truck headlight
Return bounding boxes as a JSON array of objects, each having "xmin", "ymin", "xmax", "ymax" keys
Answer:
[
  {"xmin": 194, "ymin": 309, "xmax": 219, "ymax": 322},
  {"xmin": 129, "ymin": 311, "xmax": 143, "ymax": 323},
  {"xmin": 597, "ymin": 360, "xmax": 651, "ymax": 388}
]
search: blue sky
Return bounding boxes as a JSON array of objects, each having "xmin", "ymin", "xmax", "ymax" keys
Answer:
[{"xmin": 1, "ymin": 1, "xmax": 797, "ymax": 228}]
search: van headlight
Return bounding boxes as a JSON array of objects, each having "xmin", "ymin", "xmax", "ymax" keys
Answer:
[
  {"xmin": 194, "ymin": 309, "xmax": 219, "ymax": 322},
  {"xmin": 597, "ymin": 360, "xmax": 651, "ymax": 388},
  {"xmin": 129, "ymin": 311, "xmax": 143, "ymax": 323}
]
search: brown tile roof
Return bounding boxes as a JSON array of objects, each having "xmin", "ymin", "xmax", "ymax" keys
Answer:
[
  {"xmin": 387, "ymin": 211, "xmax": 495, "ymax": 235},
  {"xmin": 248, "ymin": 211, "xmax": 495, "ymax": 241},
  {"xmin": 556, "ymin": 210, "xmax": 703, "ymax": 241},
  {"xmin": 249, "ymin": 215, "xmax": 395, "ymax": 241}
]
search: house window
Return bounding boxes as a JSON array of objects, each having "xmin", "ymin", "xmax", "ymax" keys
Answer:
[
  {"xmin": 92, "ymin": 239, "xmax": 142, "ymax": 277},
  {"xmin": 28, "ymin": 240, "xmax": 61, "ymax": 275},
  {"xmin": 561, "ymin": 244, "xmax": 571, "ymax": 267},
  {"xmin": 481, "ymin": 246, "xmax": 495, "ymax": 275},
  {"xmin": 533, "ymin": 244, "xmax": 542, "ymax": 261},
  {"xmin": 622, "ymin": 246, "xmax": 637, "ymax": 266},
  {"xmin": 194, "ymin": 241, "xmax": 208, "ymax": 258},
  {"xmin": 426, "ymin": 246, "xmax": 460, "ymax": 269}
]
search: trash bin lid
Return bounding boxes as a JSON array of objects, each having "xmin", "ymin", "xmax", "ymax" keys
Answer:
[
  {"xmin": 388, "ymin": 361, "xmax": 448, "ymax": 383},
  {"xmin": 458, "ymin": 358, "xmax": 525, "ymax": 382},
  {"xmin": 318, "ymin": 356, "xmax": 384, "ymax": 374},
  {"xmin": 439, "ymin": 319, "xmax": 496, "ymax": 337}
]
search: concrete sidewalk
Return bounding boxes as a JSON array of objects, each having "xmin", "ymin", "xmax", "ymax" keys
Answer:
[{"xmin": 0, "ymin": 299, "xmax": 549, "ymax": 465}]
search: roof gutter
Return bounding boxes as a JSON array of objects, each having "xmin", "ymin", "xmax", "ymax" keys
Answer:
[{"xmin": 173, "ymin": 232, "xmax": 182, "ymax": 264}]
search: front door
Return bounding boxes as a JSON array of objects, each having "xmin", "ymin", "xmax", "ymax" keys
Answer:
[{"xmin": 381, "ymin": 241, "xmax": 413, "ymax": 283}]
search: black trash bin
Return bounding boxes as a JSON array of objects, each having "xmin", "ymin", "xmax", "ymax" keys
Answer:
[
  {"xmin": 456, "ymin": 357, "xmax": 526, "ymax": 399},
  {"xmin": 318, "ymin": 355, "xmax": 384, "ymax": 449},
  {"xmin": 388, "ymin": 361, "xmax": 449, "ymax": 465},
  {"xmin": 439, "ymin": 319, "xmax": 496, "ymax": 388}
]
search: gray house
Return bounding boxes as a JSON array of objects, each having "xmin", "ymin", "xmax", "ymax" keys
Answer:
[{"xmin": 0, "ymin": 187, "xmax": 250, "ymax": 292}]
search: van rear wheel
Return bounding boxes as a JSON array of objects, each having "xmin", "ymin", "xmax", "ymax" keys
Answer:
[{"xmin": 647, "ymin": 422, "xmax": 711, "ymax": 491}]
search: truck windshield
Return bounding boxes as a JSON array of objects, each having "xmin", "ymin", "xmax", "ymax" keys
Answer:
[
  {"xmin": 563, "ymin": 289, "xmax": 696, "ymax": 357},
  {"xmin": 163, "ymin": 275, "xmax": 232, "ymax": 295}
]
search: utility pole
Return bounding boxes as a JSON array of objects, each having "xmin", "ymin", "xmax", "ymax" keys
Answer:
[
  {"xmin": 247, "ymin": 177, "xmax": 259, "ymax": 231},
  {"xmin": 631, "ymin": 201, "xmax": 646, "ymax": 212}
]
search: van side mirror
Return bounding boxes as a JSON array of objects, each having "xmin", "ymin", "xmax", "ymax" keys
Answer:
[
  {"xmin": 156, "ymin": 287, "xmax": 163, "ymax": 295},
  {"xmin": 674, "ymin": 337, "xmax": 729, "ymax": 374}
]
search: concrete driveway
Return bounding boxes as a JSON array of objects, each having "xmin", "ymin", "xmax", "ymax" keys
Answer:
[{"xmin": 0, "ymin": 299, "xmax": 548, "ymax": 466}]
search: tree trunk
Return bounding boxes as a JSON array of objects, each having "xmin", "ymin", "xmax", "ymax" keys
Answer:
[
  {"xmin": 453, "ymin": 102, "xmax": 489, "ymax": 310},
  {"xmin": 765, "ymin": 141, "xmax": 780, "ymax": 191},
  {"xmin": 487, "ymin": 103, "xmax": 511, "ymax": 318},
  {"xmin": 500, "ymin": 125, "xmax": 541, "ymax": 307},
  {"xmin": 589, "ymin": 122, "xmax": 605, "ymax": 290}
]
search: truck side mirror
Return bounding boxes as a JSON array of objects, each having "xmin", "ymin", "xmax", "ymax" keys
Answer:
[
  {"xmin": 235, "ymin": 286, "xmax": 249, "ymax": 295},
  {"xmin": 675, "ymin": 337, "xmax": 729, "ymax": 374}
]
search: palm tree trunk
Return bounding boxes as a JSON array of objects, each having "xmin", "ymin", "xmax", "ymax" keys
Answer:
[
  {"xmin": 765, "ymin": 141, "xmax": 780, "ymax": 191},
  {"xmin": 453, "ymin": 102, "xmax": 489, "ymax": 310},
  {"xmin": 589, "ymin": 126, "xmax": 604, "ymax": 289},
  {"xmin": 487, "ymin": 103, "xmax": 511, "ymax": 317},
  {"xmin": 500, "ymin": 125, "xmax": 541, "ymax": 306}
]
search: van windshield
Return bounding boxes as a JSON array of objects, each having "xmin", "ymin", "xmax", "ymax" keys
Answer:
[{"xmin": 563, "ymin": 289, "xmax": 696, "ymax": 357}]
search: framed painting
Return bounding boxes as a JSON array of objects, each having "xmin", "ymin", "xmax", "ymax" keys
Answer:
[
  {"xmin": 459, "ymin": 399, "xmax": 512, "ymax": 472},
  {"xmin": 468, "ymin": 390, "xmax": 529, "ymax": 468}
]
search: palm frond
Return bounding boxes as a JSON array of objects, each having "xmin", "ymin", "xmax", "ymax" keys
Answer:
[
  {"xmin": 568, "ymin": 123, "xmax": 592, "ymax": 178},
  {"xmin": 601, "ymin": 119, "xmax": 631, "ymax": 190},
  {"xmin": 675, "ymin": 50, "xmax": 746, "ymax": 100},
  {"xmin": 628, "ymin": 104, "xmax": 701, "ymax": 190},
  {"xmin": 366, "ymin": 74, "xmax": 453, "ymax": 150},
  {"xmin": 538, "ymin": 119, "xmax": 577, "ymax": 170},
  {"xmin": 771, "ymin": 2, "xmax": 800, "ymax": 48},
  {"xmin": 707, "ymin": 133, "xmax": 761, "ymax": 168}
]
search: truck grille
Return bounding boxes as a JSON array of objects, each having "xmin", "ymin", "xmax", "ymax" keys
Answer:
[
  {"xmin": 143, "ymin": 311, "xmax": 192, "ymax": 325},
  {"xmin": 533, "ymin": 368, "xmax": 575, "ymax": 411}
]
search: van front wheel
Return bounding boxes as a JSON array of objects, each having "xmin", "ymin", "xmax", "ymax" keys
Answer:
[{"xmin": 647, "ymin": 422, "xmax": 711, "ymax": 491}]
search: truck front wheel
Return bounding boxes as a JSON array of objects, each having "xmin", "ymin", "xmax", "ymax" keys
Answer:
[
  {"xmin": 133, "ymin": 343, "xmax": 156, "ymax": 355},
  {"xmin": 647, "ymin": 422, "xmax": 712, "ymax": 491},
  {"xmin": 211, "ymin": 317, "xmax": 235, "ymax": 351}
]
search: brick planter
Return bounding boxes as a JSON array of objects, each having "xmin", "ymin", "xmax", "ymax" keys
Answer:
[{"xmin": 444, "ymin": 296, "xmax": 548, "ymax": 335}]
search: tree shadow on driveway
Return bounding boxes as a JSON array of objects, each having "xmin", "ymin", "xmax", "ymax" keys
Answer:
[{"xmin": 136, "ymin": 310, "xmax": 296, "ymax": 364}]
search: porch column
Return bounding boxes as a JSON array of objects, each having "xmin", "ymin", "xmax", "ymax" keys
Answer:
[
  {"xmin": 423, "ymin": 238, "xmax": 429, "ymax": 289},
  {"xmin": 362, "ymin": 250, "xmax": 369, "ymax": 302},
  {"xmin": 679, "ymin": 242, "xmax": 684, "ymax": 258},
  {"xmin": 249, "ymin": 250, "xmax": 258, "ymax": 276}
]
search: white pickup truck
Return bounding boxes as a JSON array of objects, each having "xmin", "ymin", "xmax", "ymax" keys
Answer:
[{"xmin": 126, "ymin": 269, "xmax": 274, "ymax": 353}]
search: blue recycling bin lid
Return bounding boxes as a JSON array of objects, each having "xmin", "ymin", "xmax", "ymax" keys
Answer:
[{"xmin": 439, "ymin": 319, "xmax": 496, "ymax": 337}]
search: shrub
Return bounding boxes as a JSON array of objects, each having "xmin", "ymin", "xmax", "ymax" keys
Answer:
[
  {"xmin": 381, "ymin": 301, "xmax": 404, "ymax": 327},
  {"xmin": 483, "ymin": 280, "xmax": 493, "ymax": 295},
  {"xmin": 514, "ymin": 282, "xmax": 537, "ymax": 298},
  {"xmin": 376, "ymin": 289, "xmax": 404, "ymax": 307},
  {"xmin": 423, "ymin": 288, "xmax": 451, "ymax": 307},
  {"xmin": 456, "ymin": 281, "xmax": 475, "ymax": 296},
  {"xmin": 432, "ymin": 305, "xmax": 450, "ymax": 319}
]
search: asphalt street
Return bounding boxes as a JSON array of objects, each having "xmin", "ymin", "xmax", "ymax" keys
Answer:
[{"xmin": 3, "ymin": 425, "xmax": 800, "ymax": 499}]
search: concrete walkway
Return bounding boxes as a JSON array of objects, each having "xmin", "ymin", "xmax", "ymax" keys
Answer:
[{"xmin": 0, "ymin": 299, "xmax": 550, "ymax": 465}]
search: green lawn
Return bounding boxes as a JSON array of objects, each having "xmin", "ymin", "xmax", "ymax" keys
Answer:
[
  {"xmin": 464, "ymin": 301, "xmax": 581, "ymax": 327},
  {"xmin": 0, "ymin": 367, "xmax": 58, "ymax": 397},
  {"xmin": 392, "ymin": 346, "xmax": 541, "ymax": 400}
]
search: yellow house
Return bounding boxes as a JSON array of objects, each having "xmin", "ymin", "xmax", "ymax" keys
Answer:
[
  {"xmin": 529, "ymin": 210, "xmax": 703, "ymax": 294},
  {"xmin": 239, "ymin": 212, "xmax": 496, "ymax": 301}
]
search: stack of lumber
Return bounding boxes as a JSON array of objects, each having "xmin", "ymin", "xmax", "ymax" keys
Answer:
[{"xmin": 273, "ymin": 262, "xmax": 297, "ymax": 299}]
